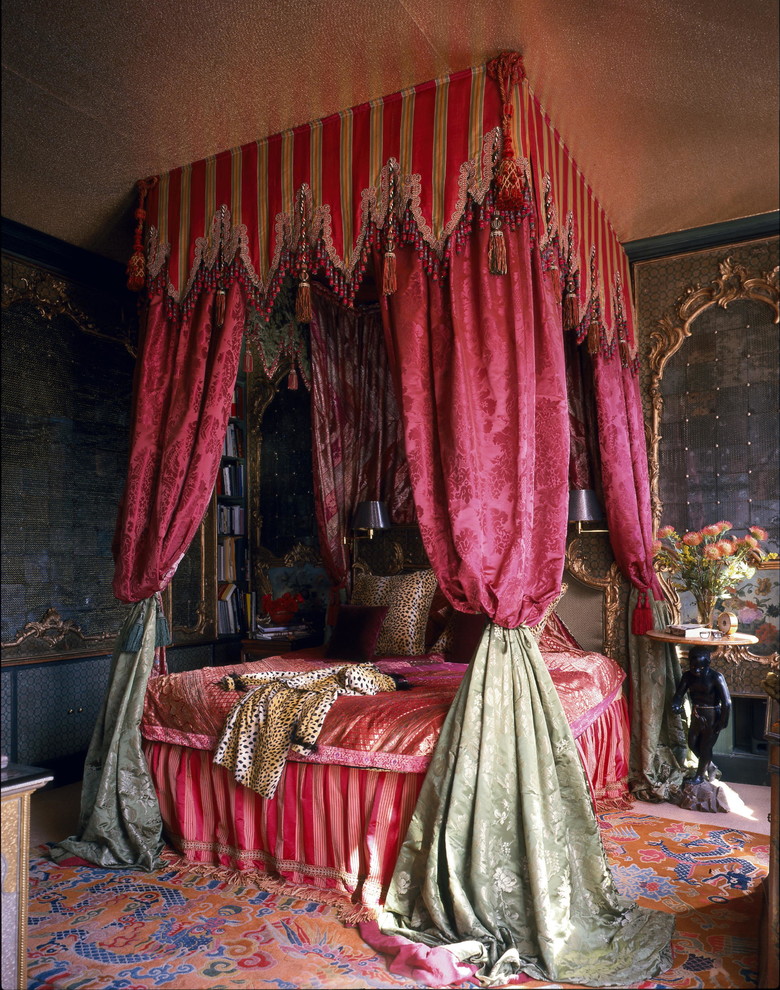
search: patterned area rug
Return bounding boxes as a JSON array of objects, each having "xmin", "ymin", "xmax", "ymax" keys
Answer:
[{"xmin": 27, "ymin": 812, "xmax": 769, "ymax": 990}]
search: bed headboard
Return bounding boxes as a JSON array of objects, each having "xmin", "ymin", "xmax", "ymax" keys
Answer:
[{"xmin": 355, "ymin": 525, "xmax": 627, "ymax": 663}]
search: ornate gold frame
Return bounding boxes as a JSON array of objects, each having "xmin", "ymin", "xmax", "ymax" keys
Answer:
[
  {"xmin": 564, "ymin": 535, "xmax": 624, "ymax": 662},
  {"xmin": 646, "ymin": 255, "xmax": 779, "ymax": 534},
  {"xmin": 643, "ymin": 252, "xmax": 779, "ymax": 668}
]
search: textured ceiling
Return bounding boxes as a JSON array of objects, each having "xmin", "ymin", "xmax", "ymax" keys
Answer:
[{"xmin": 2, "ymin": 0, "xmax": 778, "ymax": 264}]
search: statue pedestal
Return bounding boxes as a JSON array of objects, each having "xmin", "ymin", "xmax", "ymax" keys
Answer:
[{"xmin": 678, "ymin": 777, "xmax": 731, "ymax": 813}]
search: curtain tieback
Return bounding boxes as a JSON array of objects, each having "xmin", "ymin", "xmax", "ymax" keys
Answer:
[{"xmin": 631, "ymin": 590, "xmax": 654, "ymax": 636}]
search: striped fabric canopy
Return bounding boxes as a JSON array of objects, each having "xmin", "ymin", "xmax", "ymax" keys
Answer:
[{"xmin": 137, "ymin": 55, "xmax": 637, "ymax": 359}]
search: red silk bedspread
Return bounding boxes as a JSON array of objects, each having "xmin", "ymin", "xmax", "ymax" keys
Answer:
[
  {"xmin": 141, "ymin": 693, "xmax": 629, "ymax": 912},
  {"xmin": 141, "ymin": 649, "xmax": 625, "ymax": 775}
]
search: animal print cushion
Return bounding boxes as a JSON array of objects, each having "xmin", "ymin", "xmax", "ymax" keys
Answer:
[{"xmin": 351, "ymin": 569, "xmax": 438, "ymax": 656}]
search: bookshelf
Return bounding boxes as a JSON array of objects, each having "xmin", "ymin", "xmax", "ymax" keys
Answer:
[{"xmin": 216, "ymin": 372, "xmax": 255, "ymax": 636}]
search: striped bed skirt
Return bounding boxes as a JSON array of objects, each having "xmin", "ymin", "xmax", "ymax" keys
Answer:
[{"xmin": 142, "ymin": 694, "xmax": 630, "ymax": 912}]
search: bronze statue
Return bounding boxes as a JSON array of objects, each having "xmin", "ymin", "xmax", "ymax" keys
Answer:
[{"xmin": 671, "ymin": 646, "xmax": 732, "ymax": 785}]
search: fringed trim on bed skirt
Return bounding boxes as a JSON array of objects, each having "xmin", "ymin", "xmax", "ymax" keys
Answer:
[{"xmin": 157, "ymin": 847, "xmax": 379, "ymax": 925}]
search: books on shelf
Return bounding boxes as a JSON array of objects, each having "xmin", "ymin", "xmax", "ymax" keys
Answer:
[
  {"xmin": 217, "ymin": 503, "xmax": 245, "ymax": 535},
  {"xmin": 217, "ymin": 582, "xmax": 245, "ymax": 635},
  {"xmin": 222, "ymin": 421, "xmax": 245, "ymax": 459},
  {"xmin": 216, "ymin": 462, "xmax": 245, "ymax": 498},
  {"xmin": 667, "ymin": 623, "xmax": 715, "ymax": 638}
]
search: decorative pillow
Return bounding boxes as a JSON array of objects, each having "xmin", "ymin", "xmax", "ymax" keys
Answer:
[
  {"xmin": 351, "ymin": 569, "xmax": 438, "ymax": 656},
  {"xmin": 528, "ymin": 584, "xmax": 568, "ymax": 642},
  {"xmin": 431, "ymin": 609, "xmax": 489, "ymax": 663},
  {"xmin": 325, "ymin": 604, "xmax": 389, "ymax": 662}
]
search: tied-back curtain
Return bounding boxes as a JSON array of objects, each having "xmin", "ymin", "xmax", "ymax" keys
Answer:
[
  {"xmin": 372, "ymin": 219, "xmax": 674, "ymax": 985},
  {"xmin": 310, "ymin": 288, "xmax": 414, "ymax": 599},
  {"xmin": 51, "ymin": 281, "xmax": 247, "ymax": 871}
]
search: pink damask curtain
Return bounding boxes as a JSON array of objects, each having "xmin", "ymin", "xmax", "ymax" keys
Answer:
[
  {"xmin": 592, "ymin": 352, "xmax": 663, "ymax": 603},
  {"xmin": 113, "ymin": 282, "xmax": 247, "ymax": 601},
  {"xmin": 309, "ymin": 287, "xmax": 414, "ymax": 600},
  {"xmin": 378, "ymin": 222, "xmax": 569, "ymax": 624}
]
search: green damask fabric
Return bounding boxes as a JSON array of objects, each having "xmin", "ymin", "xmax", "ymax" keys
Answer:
[
  {"xmin": 378, "ymin": 624, "xmax": 674, "ymax": 987},
  {"xmin": 49, "ymin": 597, "xmax": 165, "ymax": 870},
  {"xmin": 627, "ymin": 593, "xmax": 690, "ymax": 803}
]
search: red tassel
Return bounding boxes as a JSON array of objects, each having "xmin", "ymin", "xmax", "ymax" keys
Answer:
[
  {"xmin": 562, "ymin": 277, "xmax": 579, "ymax": 331},
  {"xmin": 488, "ymin": 217, "xmax": 507, "ymax": 275},
  {"xmin": 383, "ymin": 248, "xmax": 397, "ymax": 295},
  {"xmin": 214, "ymin": 288, "xmax": 226, "ymax": 327},
  {"xmin": 631, "ymin": 591, "xmax": 654, "ymax": 636},
  {"xmin": 126, "ymin": 179, "xmax": 156, "ymax": 292},
  {"xmin": 296, "ymin": 277, "xmax": 312, "ymax": 323},
  {"xmin": 288, "ymin": 366, "xmax": 299, "ymax": 389},
  {"xmin": 495, "ymin": 150, "xmax": 526, "ymax": 210}
]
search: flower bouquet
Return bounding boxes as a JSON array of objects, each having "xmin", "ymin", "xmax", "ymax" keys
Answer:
[
  {"xmin": 653, "ymin": 521, "xmax": 775, "ymax": 626},
  {"xmin": 261, "ymin": 591, "xmax": 304, "ymax": 625}
]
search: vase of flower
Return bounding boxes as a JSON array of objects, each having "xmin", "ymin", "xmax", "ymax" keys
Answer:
[
  {"xmin": 693, "ymin": 592, "xmax": 717, "ymax": 629},
  {"xmin": 653, "ymin": 522, "xmax": 776, "ymax": 627}
]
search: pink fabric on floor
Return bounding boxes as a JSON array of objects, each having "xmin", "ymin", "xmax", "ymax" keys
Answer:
[{"xmin": 358, "ymin": 920, "xmax": 481, "ymax": 986}]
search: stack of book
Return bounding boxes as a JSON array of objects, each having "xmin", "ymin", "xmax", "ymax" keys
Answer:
[
  {"xmin": 217, "ymin": 582, "xmax": 245, "ymax": 635},
  {"xmin": 253, "ymin": 623, "xmax": 309, "ymax": 641},
  {"xmin": 667, "ymin": 623, "xmax": 714, "ymax": 638}
]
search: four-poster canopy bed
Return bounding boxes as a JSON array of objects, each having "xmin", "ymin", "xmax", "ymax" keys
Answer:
[{"xmin": 53, "ymin": 52, "xmax": 676, "ymax": 986}]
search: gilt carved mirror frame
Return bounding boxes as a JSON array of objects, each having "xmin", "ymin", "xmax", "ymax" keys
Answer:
[{"xmin": 644, "ymin": 253, "xmax": 779, "ymax": 667}]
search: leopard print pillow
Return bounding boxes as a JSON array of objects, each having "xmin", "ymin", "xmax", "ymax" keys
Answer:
[{"xmin": 351, "ymin": 569, "xmax": 438, "ymax": 656}]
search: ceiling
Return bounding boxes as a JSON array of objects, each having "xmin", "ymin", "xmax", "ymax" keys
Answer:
[{"xmin": 2, "ymin": 0, "xmax": 778, "ymax": 265}]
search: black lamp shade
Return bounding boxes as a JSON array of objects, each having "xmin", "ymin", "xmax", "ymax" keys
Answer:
[
  {"xmin": 352, "ymin": 500, "xmax": 391, "ymax": 531},
  {"xmin": 568, "ymin": 489, "xmax": 604, "ymax": 522}
]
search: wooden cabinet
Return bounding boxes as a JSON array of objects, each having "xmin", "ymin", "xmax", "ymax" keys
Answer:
[{"xmin": 1, "ymin": 763, "xmax": 53, "ymax": 990}]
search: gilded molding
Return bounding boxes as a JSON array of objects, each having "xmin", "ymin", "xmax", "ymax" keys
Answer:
[
  {"xmin": 647, "ymin": 257, "xmax": 779, "ymax": 533},
  {"xmin": 711, "ymin": 646, "xmax": 779, "ymax": 699},
  {"xmin": 1, "ymin": 256, "xmax": 137, "ymax": 357},
  {"xmin": 564, "ymin": 536, "xmax": 623, "ymax": 662},
  {"xmin": 1, "ymin": 607, "xmax": 114, "ymax": 663}
]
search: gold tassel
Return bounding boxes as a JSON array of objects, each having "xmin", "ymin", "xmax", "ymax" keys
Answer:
[
  {"xmin": 296, "ymin": 276, "xmax": 312, "ymax": 323},
  {"xmin": 562, "ymin": 277, "xmax": 579, "ymax": 331},
  {"xmin": 383, "ymin": 247, "xmax": 397, "ymax": 295},
  {"xmin": 619, "ymin": 338, "xmax": 632, "ymax": 367},
  {"xmin": 549, "ymin": 265, "xmax": 561, "ymax": 299},
  {"xmin": 488, "ymin": 216, "xmax": 507, "ymax": 275},
  {"xmin": 126, "ymin": 178, "xmax": 155, "ymax": 291},
  {"xmin": 214, "ymin": 288, "xmax": 226, "ymax": 327},
  {"xmin": 587, "ymin": 317, "xmax": 601, "ymax": 356},
  {"xmin": 288, "ymin": 365, "xmax": 299, "ymax": 389}
]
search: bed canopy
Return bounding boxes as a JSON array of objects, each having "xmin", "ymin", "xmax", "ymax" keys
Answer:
[{"xmin": 55, "ymin": 52, "xmax": 675, "ymax": 987}]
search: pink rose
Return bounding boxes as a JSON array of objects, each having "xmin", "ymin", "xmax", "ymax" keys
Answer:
[{"xmin": 683, "ymin": 531, "xmax": 703, "ymax": 546}]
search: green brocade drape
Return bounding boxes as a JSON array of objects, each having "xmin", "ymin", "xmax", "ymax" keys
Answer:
[
  {"xmin": 378, "ymin": 625, "xmax": 674, "ymax": 987},
  {"xmin": 627, "ymin": 592, "xmax": 689, "ymax": 802},
  {"xmin": 49, "ymin": 598, "xmax": 165, "ymax": 870}
]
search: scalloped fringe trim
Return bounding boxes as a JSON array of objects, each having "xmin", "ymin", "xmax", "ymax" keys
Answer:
[{"xmin": 157, "ymin": 849, "xmax": 378, "ymax": 925}]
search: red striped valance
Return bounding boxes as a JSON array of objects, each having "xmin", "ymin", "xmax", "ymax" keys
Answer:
[{"xmin": 134, "ymin": 56, "xmax": 637, "ymax": 360}]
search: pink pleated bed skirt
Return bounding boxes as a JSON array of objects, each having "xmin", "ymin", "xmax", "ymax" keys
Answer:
[{"xmin": 142, "ymin": 694, "xmax": 630, "ymax": 912}]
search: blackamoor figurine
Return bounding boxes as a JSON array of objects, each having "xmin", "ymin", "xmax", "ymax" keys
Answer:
[{"xmin": 671, "ymin": 646, "xmax": 732, "ymax": 784}]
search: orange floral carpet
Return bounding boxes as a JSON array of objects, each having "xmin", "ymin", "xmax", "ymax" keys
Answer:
[{"xmin": 27, "ymin": 812, "xmax": 769, "ymax": 989}]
